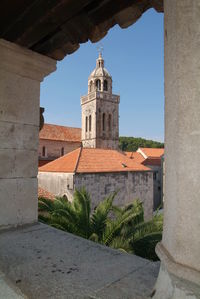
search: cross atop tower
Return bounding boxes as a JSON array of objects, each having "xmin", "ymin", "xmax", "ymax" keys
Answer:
[{"xmin": 97, "ymin": 44, "xmax": 103, "ymax": 57}]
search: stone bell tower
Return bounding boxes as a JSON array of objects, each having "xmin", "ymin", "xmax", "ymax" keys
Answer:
[{"xmin": 81, "ymin": 52, "xmax": 120, "ymax": 149}]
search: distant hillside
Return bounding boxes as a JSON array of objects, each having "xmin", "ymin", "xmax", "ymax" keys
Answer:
[{"xmin": 119, "ymin": 137, "xmax": 164, "ymax": 152}]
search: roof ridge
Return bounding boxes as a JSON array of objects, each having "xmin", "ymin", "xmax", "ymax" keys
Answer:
[{"xmin": 44, "ymin": 123, "xmax": 81, "ymax": 130}]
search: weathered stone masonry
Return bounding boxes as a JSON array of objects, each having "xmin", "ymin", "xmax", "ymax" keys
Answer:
[{"xmin": 74, "ymin": 171, "xmax": 153, "ymax": 219}]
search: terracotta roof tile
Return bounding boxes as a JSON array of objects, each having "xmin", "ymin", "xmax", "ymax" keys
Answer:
[
  {"xmin": 138, "ymin": 147, "xmax": 164, "ymax": 158},
  {"xmin": 142, "ymin": 157, "xmax": 162, "ymax": 166},
  {"xmin": 38, "ymin": 187, "xmax": 55, "ymax": 200},
  {"xmin": 124, "ymin": 152, "xmax": 145, "ymax": 163},
  {"xmin": 137, "ymin": 148, "xmax": 164, "ymax": 166},
  {"xmin": 39, "ymin": 148, "xmax": 81, "ymax": 173},
  {"xmin": 40, "ymin": 123, "xmax": 81, "ymax": 142},
  {"xmin": 39, "ymin": 148, "xmax": 151, "ymax": 173}
]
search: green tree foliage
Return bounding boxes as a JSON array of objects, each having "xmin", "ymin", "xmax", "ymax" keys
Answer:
[
  {"xmin": 119, "ymin": 136, "xmax": 164, "ymax": 152},
  {"xmin": 38, "ymin": 189, "xmax": 163, "ymax": 261}
]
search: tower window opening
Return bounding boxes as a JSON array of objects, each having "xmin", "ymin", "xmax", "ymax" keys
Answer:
[
  {"xmin": 89, "ymin": 115, "xmax": 92, "ymax": 132},
  {"xmin": 104, "ymin": 80, "xmax": 108, "ymax": 91},
  {"xmin": 42, "ymin": 146, "xmax": 46, "ymax": 157},
  {"xmin": 102, "ymin": 113, "xmax": 106, "ymax": 131},
  {"xmin": 96, "ymin": 79, "xmax": 101, "ymax": 91},
  {"xmin": 61, "ymin": 147, "xmax": 64, "ymax": 156},
  {"xmin": 86, "ymin": 116, "xmax": 88, "ymax": 132},
  {"xmin": 108, "ymin": 114, "xmax": 112, "ymax": 131}
]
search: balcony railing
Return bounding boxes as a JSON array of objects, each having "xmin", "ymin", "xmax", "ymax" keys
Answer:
[{"xmin": 81, "ymin": 91, "xmax": 120, "ymax": 104}]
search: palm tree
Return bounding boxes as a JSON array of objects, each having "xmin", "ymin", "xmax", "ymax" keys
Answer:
[{"xmin": 38, "ymin": 188, "xmax": 163, "ymax": 260}]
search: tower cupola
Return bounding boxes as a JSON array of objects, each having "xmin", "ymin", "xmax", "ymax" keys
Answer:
[{"xmin": 88, "ymin": 52, "xmax": 112, "ymax": 94}]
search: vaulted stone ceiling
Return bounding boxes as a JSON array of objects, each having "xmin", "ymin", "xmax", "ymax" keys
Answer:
[{"xmin": 0, "ymin": 0, "xmax": 163, "ymax": 60}]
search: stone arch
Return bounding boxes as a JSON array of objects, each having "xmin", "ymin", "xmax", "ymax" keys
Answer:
[
  {"xmin": 103, "ymin": 79, "xmax": 108, "ymax": 91},
  {"xmin": 96, "ymin": 79, "xmax": 101, "ymax": 91}
]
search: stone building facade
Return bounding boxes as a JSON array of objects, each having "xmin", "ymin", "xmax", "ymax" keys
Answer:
[
  {"xmin": 38, "ymin": 147, "xmax": 153, "ymax": 219},
  {"xmin": 39, "ymin": 170, "xmax": 153, "ymax": 219},
  {"xmin": 39, "ymin": 123, "xmax": 81, "ymax": 166},
  {"xmin": 74, "ymin": 171, "xmax": 153, "ymax": 219},
  {"xmin": 137, "ymin": 148, "xmax": 164, "ymax": 209},
  {"xmin": 81, "ymin": 53, "xmax": 120, "ymax": 149}
]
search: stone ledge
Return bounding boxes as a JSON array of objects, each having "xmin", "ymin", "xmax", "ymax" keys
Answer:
[
  {"xmin": 0, "ymin": 223, "xmax": 160, "ymax": 299},
  {"xmin": 0, "ymin": 39, "xmax": 57, "ymax": 81}
]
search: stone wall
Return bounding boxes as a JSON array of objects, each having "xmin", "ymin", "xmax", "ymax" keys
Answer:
[
  {"xmin": 38, "ymin": 172, "xmax": 74, "ymax": 201},
  {"xmin": 39, "ymin": 139, "xmax": 81, "ymax": 160},
  {"xmin": 74, "ymin": 171, "xmax": 153, "ymax": 219},
  {"xmin": 146, "ymin": 165, "xmax": 162, "ymax": 210},
  {"xmin": 81, "ymin": 92, "xmax": 120, "ymax": 150},
  {"xmin": 81, "ymin": 98, "xmax": 97, "ymax": 148}
]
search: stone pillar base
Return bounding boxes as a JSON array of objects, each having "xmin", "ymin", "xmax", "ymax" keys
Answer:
[{"xmin": 153, "ymin": 243, "xmax": 200, "ymax": 299}]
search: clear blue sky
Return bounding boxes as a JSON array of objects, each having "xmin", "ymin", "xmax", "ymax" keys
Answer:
[{"xmin": 41, "ymin": 9, "xmax": 164, "ymax": 142}]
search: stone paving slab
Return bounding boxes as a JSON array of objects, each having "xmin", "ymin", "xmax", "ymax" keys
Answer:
[
  {"xmin": 0, "ymin": 270, "xmax": 26, "ymax": 299},
  {"xmin": 0, "ymin": 223, "xmax": 159, "ymax": 299}
]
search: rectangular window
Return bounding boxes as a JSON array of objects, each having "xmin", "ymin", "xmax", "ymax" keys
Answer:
[
  {"xmin": 102, "ymin": 113, "xmax": 105, "ymax": 131},
  {"xmin": 89, "ymin": 115, "xmax": 92, "ymax": 131},
  {"xmin": 42, "ymin": 146, "xmax": 46, "ymax": 157},
  {"xmin": 86, "ymin": 116, "xmax": 88, "ymax": 132}
]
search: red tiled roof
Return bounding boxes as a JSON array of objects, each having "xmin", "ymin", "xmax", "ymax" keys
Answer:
[
  {"xmin": 38, "ymin": 159, "xmax": 54, "ymax": 167},
  {"xmin": 124, "ymin": 152, "xmax": 145, "ymax": 163},
  {"xmin": 142, "ymin": 157, "xmax": 162, "ymax": 166},
  {"xmin": 39, "ymin": 148, "xmax": 151, "ymax": 173},
  {"xmin": 126, "ymin": 148, "xmax": 164, "ymax": 167},
  {"xmin": 39, "ymin": 123, "xmax": 81, "ymax": 142},
  {"xmin": 39, "ymin": 148, "xmax": 81, "ymax": 173},
  {"xmin": 138, "ymin": 148, "xmax": 164, "ymax": 158},
  {"xmin": 38, "ymin": 187, "xmax": 55, "ymax": 200}
]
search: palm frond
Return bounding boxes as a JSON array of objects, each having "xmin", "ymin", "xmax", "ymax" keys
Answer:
[
  {"xmin": 131, "ymin": 232, "xmax": 162, "ymax": 261},
  {"xmin": 102, "ymin": 207, "xmax": 140, "ymax": 246},
  {"xmin": 73, "ymin": 188, "xmax": 91, "ymax": 238},
  {"xmin": 38, "ymin": 197, "xmax": 55, "ymax": 212},
  {"xmin": 90, "ymin": 192, "xmax": 116, "ymax": 240},
  {"xmin": 109, "ymin": 236, "xmax": 132, "ymax": 253}
]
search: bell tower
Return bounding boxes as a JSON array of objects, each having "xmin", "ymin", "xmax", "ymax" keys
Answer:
[{"xmin": 81, "ymin": 52, "xmax": 120, "ymax": 149}]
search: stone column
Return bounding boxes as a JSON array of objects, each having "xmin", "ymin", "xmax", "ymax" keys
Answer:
[
  {"xmin": 0, "ymin": 39, "xmax": 56, "ymax": 229},
  {"xmin": 154, "ymin": 1, "xmax": 200, "ymax": 298}
]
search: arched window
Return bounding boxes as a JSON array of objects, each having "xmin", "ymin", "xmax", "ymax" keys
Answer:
[
  {"xmin": 86, "ymin": 116, "xmax": 88, "ymax": 132},
  {"xmin": 61, "ymin": 147, "xmax": 64, "ymax": 156},
  {"xmin": 104, "ymin": 80, "xmax": 108, "ymax": 91},
  {"xmin": 108, "ymin": 114, "xmax": 112, "ymax": 131},
  {"xmin": 89, "ymin": 115, "xmax": 92, "ymax": 131},
  {"xmin": 96, "ymin": 79, "xmax": 101, "ymax": 91},
  {"xmin": 102, "ymin": 113, "xmax": 105, "ymax": 131},
  {"xmin": 42, "ymin": 146, "xmax": 46, "ymax": 157}
]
